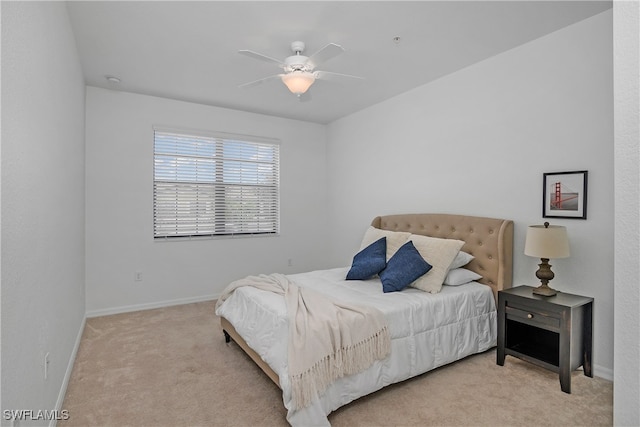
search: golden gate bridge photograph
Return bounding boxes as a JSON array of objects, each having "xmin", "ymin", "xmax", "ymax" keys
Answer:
[
  {"xmin": 543, "ymin": 170, "xmax": 588, "ymax": 219},
  {"xmin": 550, "ymin": 181, "xmax": 579, "ymax": 211}
]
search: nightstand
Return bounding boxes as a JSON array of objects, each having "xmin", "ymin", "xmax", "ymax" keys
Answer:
[{"xmin": 497, "ymin": 285, "xmax": 593, "ymax": 393}]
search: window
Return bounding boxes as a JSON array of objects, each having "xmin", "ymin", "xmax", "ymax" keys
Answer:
[{"xmin": 153, "ymin": 129, "xmax": 279, "ymax": 239}]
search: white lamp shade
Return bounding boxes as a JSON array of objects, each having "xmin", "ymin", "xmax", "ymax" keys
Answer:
[
  {"xmin": 281, "ymin": 71, "xmax": 315, "ymax": 94},
  {"xmin": 524, "ymin": 224, "xmax": 570, "ymax": 259}
]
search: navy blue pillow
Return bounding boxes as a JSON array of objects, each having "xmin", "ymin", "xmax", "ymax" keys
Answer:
[
  {"xmin": 379, "ymin": 241, "xmax": 432, "ymax": 293},
  {"xmin": 346, "ymin": 237, "xmax": 387, "ymax": 280}
]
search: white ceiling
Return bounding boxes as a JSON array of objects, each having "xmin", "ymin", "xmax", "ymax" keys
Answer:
[{"xmin": 66, "ymin": 1, "xmax": 611, "ymax": 124}]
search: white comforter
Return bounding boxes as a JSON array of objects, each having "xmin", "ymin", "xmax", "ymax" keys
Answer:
[{"xmin": 215, "ymin": 267, "xmax": 497, "ymax": 426}]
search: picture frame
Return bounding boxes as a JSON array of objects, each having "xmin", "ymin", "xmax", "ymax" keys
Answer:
[{"xmin": 543, "ymin": 170, "xmax": 588, "ymax": 219}]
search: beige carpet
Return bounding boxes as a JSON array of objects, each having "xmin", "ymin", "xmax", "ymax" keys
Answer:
[{"xmin": 61, "ymin": 301, "xmax": 612, "ymax": 427}]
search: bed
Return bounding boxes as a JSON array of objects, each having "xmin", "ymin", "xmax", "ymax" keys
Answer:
[{"xmin": 215, "ymin": 213, "xmax": 513, "ymax": 426}]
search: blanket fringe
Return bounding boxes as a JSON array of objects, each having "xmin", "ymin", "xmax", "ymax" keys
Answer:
[{"xmin": 289, "ymin": 326, "xmax": 391, "ymax": 410}]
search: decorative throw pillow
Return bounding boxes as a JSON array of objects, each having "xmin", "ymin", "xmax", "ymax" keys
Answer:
[
  {"xmin": 408, "ymin": 234, "xmax": 465, "ymax": 293},
  {"xmin": 449, "ymin": 251, "xmax": 474, "ymax": 269},
  {"xmin": 379, "ymin": 241, "xmax": 432, "ymax": 293},
  {"xmin": 346, "ymin": 237, "xmax": 387, "ymax": 280},
  {"xmin": 359, "ymin": 226, "xmax": 411, "ymax": 261},
  {"xmin": 443, "ymin": 268, "xmax": 483, "ymax": 286}
]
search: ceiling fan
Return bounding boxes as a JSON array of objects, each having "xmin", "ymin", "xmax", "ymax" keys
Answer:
[{"xmin": 238, "ymin": 41, "xmax": 363, "ymax": 97}]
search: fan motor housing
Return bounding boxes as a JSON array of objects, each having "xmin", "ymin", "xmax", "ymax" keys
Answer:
[
  {"xmin": 284, "ymin": 55, "xmax": 310, "ymax": 71},
  {"xmin": 290, "ymin": 41, "xmax": 305, "ymax": 53}
]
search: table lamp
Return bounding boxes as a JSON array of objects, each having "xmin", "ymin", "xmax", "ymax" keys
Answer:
[{"xmin": 524, "ymin": 222, "xmax": 570, "ymax": 296}]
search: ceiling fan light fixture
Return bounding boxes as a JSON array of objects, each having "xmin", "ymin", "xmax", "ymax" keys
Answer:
[{"xmin": 281, "ymin": 71, "xmax": 315, "ymax": 95}]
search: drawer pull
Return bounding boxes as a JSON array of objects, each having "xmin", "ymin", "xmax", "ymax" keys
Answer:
[{"xmin": 527, "ymin": 313, "xmax": 534, "ymax": 319}]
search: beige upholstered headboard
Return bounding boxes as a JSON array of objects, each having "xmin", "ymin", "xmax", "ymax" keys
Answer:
[{"xmin": 371, "ymin": 213, "xmax": 514, "ymax": 300}]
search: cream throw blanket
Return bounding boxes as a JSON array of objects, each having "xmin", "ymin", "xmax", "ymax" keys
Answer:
[{"xmin": 215, "ymin": 273, "xmax": 391, "ymax": 410}]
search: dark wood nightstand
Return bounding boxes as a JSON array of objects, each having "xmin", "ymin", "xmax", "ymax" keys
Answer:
[{"xmin": 497, "ymin": 285, "xmax": 593, "ymax": 393}]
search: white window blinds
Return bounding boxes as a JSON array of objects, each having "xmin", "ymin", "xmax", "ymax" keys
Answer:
[{"xmin": 153, "ymin": 129, "xmax": 280, "ymax": 239}]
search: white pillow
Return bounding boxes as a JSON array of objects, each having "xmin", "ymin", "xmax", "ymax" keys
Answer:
[
  {"xmin": 359, "ymin": 226, "xmax": 411, "ymax": 261},
  {"xmin": 444, "ymin": 268, "xmax": 482, "ymax": 286},
  {"xmin": 408, "ymin": 234, "xmax": 465, "ymax": 293},
  {"xmin": 449, "ymin": 251, "xmax": 474, "ymax": 269}
]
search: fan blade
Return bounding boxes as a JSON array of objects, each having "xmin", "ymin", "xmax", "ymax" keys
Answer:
[
  {"xmin": 314, "ymin": 70, "xmax": 364, "ymax": 81},
  {"xmin": 306, "ymin": 43, "xmax": 344, "ymax": 69},
  {"xmin": 238, "ymin": 50, "xmax": 284, "ymax": 67},
  {"xmin": 238, "ymin": 74, "xmax": 282, "ymax": 89}
]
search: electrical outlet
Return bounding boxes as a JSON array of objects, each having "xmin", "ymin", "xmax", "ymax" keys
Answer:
[
  {"xmin": 44, "ymin": 352, "xmax": 50, "ymax": 380},
  {"xmin": 287, "ymin": 258, "xmax": 293, "ymax": 267},
  {"xmin": 134, "ymin": 271, "xmax": 143, "ymax": 281}
]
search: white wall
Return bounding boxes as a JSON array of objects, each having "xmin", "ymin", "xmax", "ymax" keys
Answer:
[
  {"xmin": 613, "ymin": 0, "xmax": 640, "ymax": 424},
  {"xmin": 326, "ymin": 11, "xmax": 614, "ymax": 377},
  {"xmin": 1, "ymin": 1, "xmax": 86, "ymax": 424},
  {"xmin": 85, "ymin": 88, "xmax": 329, "ymax": 315}
]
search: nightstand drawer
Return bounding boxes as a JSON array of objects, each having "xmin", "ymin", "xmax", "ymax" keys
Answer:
[{"xmin": 505, "ymin": 305, "xmax": 560, "ymax": 329}]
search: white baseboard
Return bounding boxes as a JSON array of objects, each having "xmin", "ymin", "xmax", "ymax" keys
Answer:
[
  {"xmin": 85, "ymin": 294, "xmax": 218, "ymax": 318},
  {"xmin": 594, "ymin": 363, "xmax": 613, "ymax": 381},
  {"xmin": 50, "ymin": 315, "xmax": 86, "ymax": 427}
]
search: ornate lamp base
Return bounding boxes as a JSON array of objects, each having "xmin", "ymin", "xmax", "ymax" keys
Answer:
[
  {"xmin": 532, "ymin": 283, "xmax": 557, "ymax": 296},
  {"xmin": 532, "ymin": 258, "xmax": 558, "ymax": 297}
]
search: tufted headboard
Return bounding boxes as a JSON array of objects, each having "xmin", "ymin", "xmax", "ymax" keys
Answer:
[{"xmin": 371, "ymin": 213, "xmax": 514, "ymax": 300}]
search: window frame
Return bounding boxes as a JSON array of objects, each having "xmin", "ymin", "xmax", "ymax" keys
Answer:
[{"xmin": 152, "ymin": 126, "xmax": 280, "ymax": 240}]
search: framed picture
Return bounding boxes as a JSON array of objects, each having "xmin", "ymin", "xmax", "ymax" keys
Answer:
[{"xmin": 543, "ymin": 170, "xmax": 588, "ymax": 219}]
